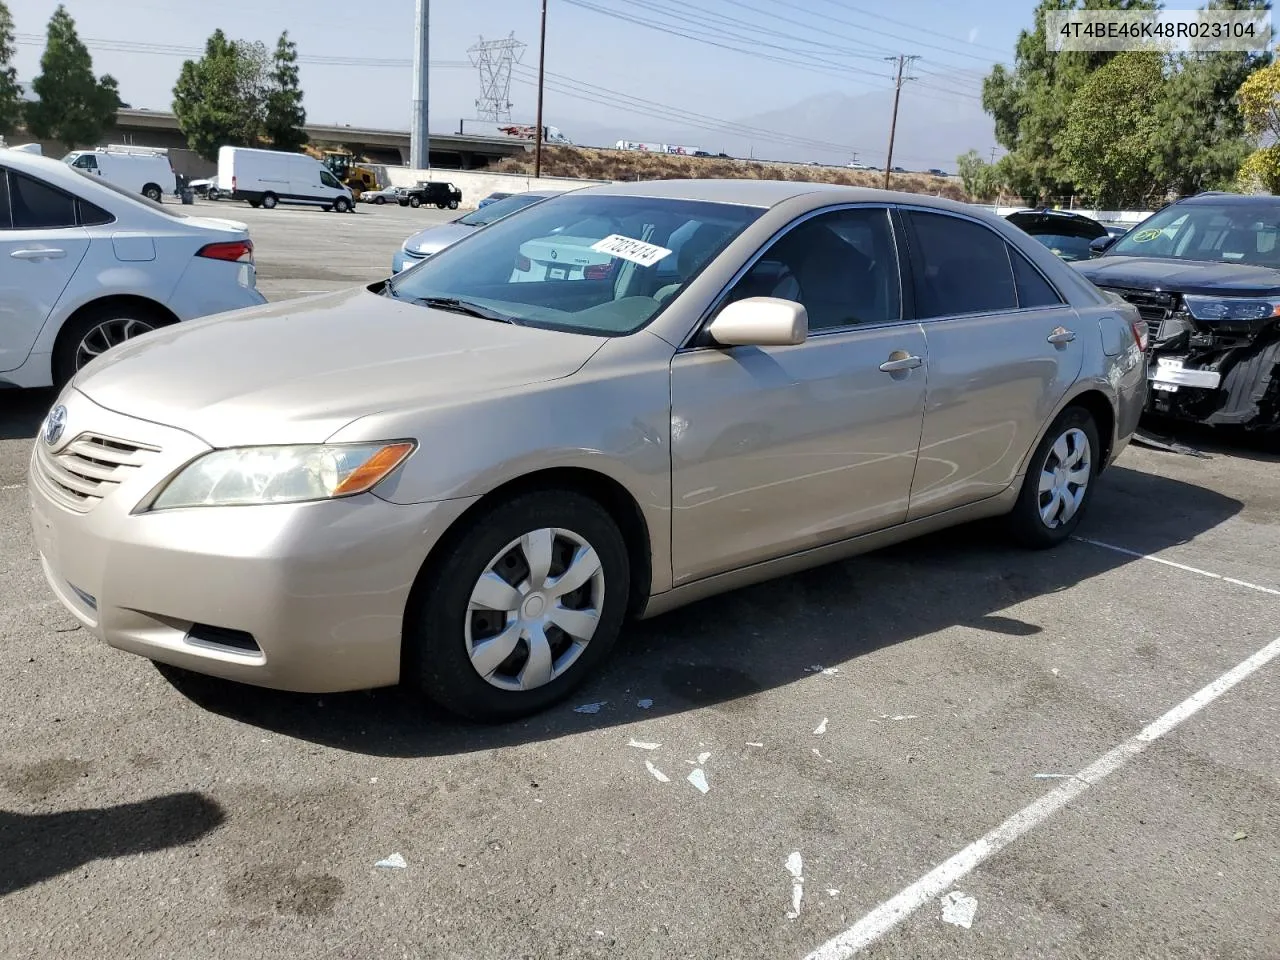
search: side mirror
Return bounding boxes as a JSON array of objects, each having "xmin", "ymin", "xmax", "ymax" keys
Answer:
[
  {"xmin": 707, "ymin": 297, "xmax": 808, "ymax": 347},
  {"xmin": 1090, "ymin": 235, "xmax": 1118, "ymax": 257}
]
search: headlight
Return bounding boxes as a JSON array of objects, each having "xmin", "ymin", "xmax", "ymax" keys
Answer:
[
  {"xmin": 1182, "ymin": 295, "xmax": 1280, "ymax": 322},
  {"xmin": 150, "ymin": 442, "xmax": 415, "ymax": 510}
]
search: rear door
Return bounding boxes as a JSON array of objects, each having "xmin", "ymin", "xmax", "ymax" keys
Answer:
[
  {"xmin": 899, "ymin": 207, "xmax": 1084, "ymax": 519},
  {"xmin": 0, "ymin": 167, "xmax": 92, "ymax": 372}
]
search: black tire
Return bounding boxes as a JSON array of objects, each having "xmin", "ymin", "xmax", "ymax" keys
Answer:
[
  {"xmin": 409, "ymin": 196, "xmax": 422, "ymax": 208},
  {"xmin": 334, "ymin": 196, "xmax": 352, "ymax": 213},
  {"xmin": 398, "ymin": 199, "xmax": 409, "ymax": 206},
  {"xmin": 1007, "ymin": 405, "xmax": 1101, "ymax": 549},
  {"xmin": 374, "ymin": 196, "xmax": 386, "ymax": 205},
  {"xmin": 142, "ymin": 183, "xmax": 163, "ymax": 202},
  {"xmin": 53, "ymin": 302, "xmax": 171, "ymax": 387},
  {"xmin": 261, "ymin": 192, "xmax": 278, "ymax": 210},
  {"xmin": 207, "ymin": 187, "xmax": 221, "ymax": 201},
  {"xmin": 249, "ymin": 200, "xmax": 262, "ymax": 208},
  {"xmin": 405, "ymin": 491, "xmax": 631, "ymax": 722},
  {"xmin": 448, "ymin": 199, "xmax": 459, "ymax": 210}
]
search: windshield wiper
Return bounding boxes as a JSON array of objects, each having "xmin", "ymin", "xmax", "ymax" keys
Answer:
[{"xmin": 412, "ymin": 296, "xmax": 521, "ymax": 324}]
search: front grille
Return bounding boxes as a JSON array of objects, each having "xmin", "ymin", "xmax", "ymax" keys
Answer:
[
  {"xmin": 33, "ymin": 433, "xmax": 160, "ymax": 513},
  {"xmin": 1099, "ymin": 286, "xmax": 1175, "ymax": 328}
]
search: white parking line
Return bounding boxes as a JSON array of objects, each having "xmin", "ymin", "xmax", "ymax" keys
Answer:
[
  {"xmin": 1074, "ymin": 536, "xmax": 1280, "ymax": 597},
  {"xmin": 803, "ymin": 633, "xmax": 1280, "ymax": 959}
]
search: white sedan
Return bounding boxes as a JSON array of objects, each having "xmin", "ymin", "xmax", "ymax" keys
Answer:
[{"xmin": 0, "ymin": 149, "xmax": 267, "ymax": 388}]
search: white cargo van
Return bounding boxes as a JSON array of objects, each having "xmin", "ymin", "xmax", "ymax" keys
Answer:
[
  {"xmin": 63, "ymin": 145, "xmax": 176, "ymax": 202},
  {"xmin": 217, "ymin": 146, "xmax": 354, "ymax": 213}
]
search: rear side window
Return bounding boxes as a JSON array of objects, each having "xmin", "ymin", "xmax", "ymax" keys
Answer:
[
  {"xmin": 77, "ymin": 198, "xmax": 114, "ymax": 226},
  {"xmin": 0, "ymin": 169, "xmax": 10, "ymax": 228},
  {"xmin": 9, "ymin": 171, "xmax": 77, "ymax": 229},
  {"xmin": 906, "ymin": 211, "xmax": 1018, "ymax": 318},
  {"xmin": 1008, "ymin": 248, "xmax": 1064, "ymax": 308}
]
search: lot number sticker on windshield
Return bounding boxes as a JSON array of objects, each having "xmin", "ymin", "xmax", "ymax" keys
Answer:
[
  {"xmin": 1131, "ymin": 228, "xmax": 1162, "ymax": 243},
  {"xmin": 590, "ymin": 234, "xmax": 673, "ymax": 267}
]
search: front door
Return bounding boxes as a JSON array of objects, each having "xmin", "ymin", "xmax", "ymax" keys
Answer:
[
  {"xmin": 0, "ymin": 167, "xmax": 91, "ymax": 372},
  {"xmin": 897, "ymin": 208, "xmax": 1085, "ymax": 519},
  {"xmin": 670, "ymin": 206, "xmax": 928, "ymax": 585}
]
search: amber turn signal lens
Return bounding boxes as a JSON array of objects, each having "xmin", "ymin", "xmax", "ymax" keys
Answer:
[{"xmin": 332, "ymin": 442, "xmax": 416, "ymax": 496}]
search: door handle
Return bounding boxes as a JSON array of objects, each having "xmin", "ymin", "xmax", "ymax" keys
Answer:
[
  {"xmin": 879, "ymin": 353, "xmax": 924, "ymax": 373},
  {"xmin": 11, "ymin": 248, "xmax": 66, "ymax": 261},
  {"xmin": 1048, "ymin": 327, "xmax": 1076, "ymax": 344}
]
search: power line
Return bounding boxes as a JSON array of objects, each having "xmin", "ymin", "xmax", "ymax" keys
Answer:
[{"xmin": 813, "ymin": 0, "xmax": 1014, "ymax": 59}]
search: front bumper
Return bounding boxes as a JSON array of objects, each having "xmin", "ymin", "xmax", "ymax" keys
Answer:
[
  {"xmin": 28, "ymin": 390, "xmax": 477, "ymax": 693},
  {"xmin": 390, "ymin": 248, "xmax": 426, "ymax": 274}
]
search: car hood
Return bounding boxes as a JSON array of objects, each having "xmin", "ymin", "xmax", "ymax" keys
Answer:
[
  {"xmin": 1074, "ymin": 256, "xmax": 1280, "ymax": 296},
  {"xmin": 403, "ymin": 222, "xmax": 476, "ymax": 256},
  {"xmin": 73, "ymin": 288, "xmax": 608, "ymax": 447}
]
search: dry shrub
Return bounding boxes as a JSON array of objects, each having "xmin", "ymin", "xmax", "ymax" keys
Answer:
[{"xmin": 485, "ymin": 147, "xmax": 969, "ymax": 199}]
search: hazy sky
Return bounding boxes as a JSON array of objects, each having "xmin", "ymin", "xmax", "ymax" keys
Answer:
[{"xmin": 6, "ymin": 0, "xmax": 1027, "ymax": 164}]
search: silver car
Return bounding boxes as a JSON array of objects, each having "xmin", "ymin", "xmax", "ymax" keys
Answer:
[
  {"xmin": 391, "ymin": 189, "xmax": 562, "ymax": 274},
  {"xmin": 29, "ymin": 180, "xmax": 1148, "ymax": 722}
]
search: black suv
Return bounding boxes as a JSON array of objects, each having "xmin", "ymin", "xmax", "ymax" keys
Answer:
[
  {"xmin": 1006, "ymin": 208, "xmax": 1109, "ymax": 263},
  {"xmin": 1075, "ymin": 192, "xmax": 1280, "ymax": 435},
  {"xmin": 398, "ymin": 181, "xmax": 462, "ymax": 210}
]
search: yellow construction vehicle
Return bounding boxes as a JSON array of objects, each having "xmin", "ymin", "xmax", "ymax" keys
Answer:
[{"xmin": 307, "ymin": 147, "xmax": 381, "ymax": 200}]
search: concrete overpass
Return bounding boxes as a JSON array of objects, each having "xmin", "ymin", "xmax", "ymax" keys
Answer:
[{"xmin": 80, "ymin": 109, "xmax": 532, "ymax": 176}]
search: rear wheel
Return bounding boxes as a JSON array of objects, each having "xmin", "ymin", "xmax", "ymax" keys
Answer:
[
  {"xmin": 53, "ymin": 303, "xmax": 171, "ymax": 386},
  {"xmin": 142, "ymin": 183, "xmax": 163, "ymax": 202},
  {"xmin": 334, "ymin": 196, "xmax": 352, "ymax": 213},
  {"xmin": 1007, "ymin": 405, "xmax": 1100, "ymax": 549},
  {"xmin": 261, "ymin": 192, "xmax": 278, "ymax": 210},
  {"xmin": 405, "ymin": 491, "xmax": 630, "ymax": 722},
  {"xmin": 207, "ymin": 187, "xmax": 221, "ymax": 201}
]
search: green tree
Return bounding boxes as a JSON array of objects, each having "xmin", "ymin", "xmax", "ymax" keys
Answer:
[
  {"xmin": 983, "ymin": 0, "xmax": 1158, "ymax": 202},
  {"xmin": 955, "ymin": 149, "xmax": 1002, "ymax": 201},
  {"xmin": 23, "ymin": 5, "xmax": 121, "ymax": 151},
  {"xmin": 1059, "ymin": 52, "xmax": 1166, "ymax": 207},
  {"xmin": 1235, "ymin": 46, "xmax": 1280, "ymax": 192},
  {"xmin": 263, "ymin": 31, "xmax": 307, "ymax": 151},
  {"xmin": 172, "ymin": 30, "xmax": 266, "ymax": 160},
  {"xmin": 0, "ymin": 1, "xmax": 23, "ymax": 138}
]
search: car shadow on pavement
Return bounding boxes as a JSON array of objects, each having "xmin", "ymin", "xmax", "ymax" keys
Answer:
[
  {"xmin": 0, "ymin": 388, "xmax": 55, "ymax": 442},
  {"xmin": 0, "ymin": 792, "xmax": 225, "ymax": 896},
  {"xmin": 157, "ymin": 463, "xmax": 1243, "ymax": 757}
]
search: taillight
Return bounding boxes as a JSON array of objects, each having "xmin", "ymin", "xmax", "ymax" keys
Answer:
[
  {"xmin": 197, "ymin": 239, "xmax": 254, "ymax": 263},
  {"xmin": 1131, "ymin": 318, "xmax": 1148, "ymax": 351},
  {"xmin": 584, "ymin": 262, "xmax": 613, "ymax": 280},
  {"xmin": 515, "ymin": 254, "xmax": 531, "ymax": 272}
]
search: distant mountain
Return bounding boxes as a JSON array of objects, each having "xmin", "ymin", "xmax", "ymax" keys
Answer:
[{"xmin": 559, "ymin": 75, "xmax": 996, "ymax": 172}]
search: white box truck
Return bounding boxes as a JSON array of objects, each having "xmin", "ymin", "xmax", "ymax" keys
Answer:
[
  {"xmin": 63, "ymin": 144, "xmax": 176, "ymax": 201},
  {"xmin": 217, "ymin": 146, "xmax": 354, "ymax": 212}
]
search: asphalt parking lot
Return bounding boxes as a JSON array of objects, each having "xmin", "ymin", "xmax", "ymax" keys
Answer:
[{"xmin": 2, "ymin": 203, "xmax": 1278, "ymax": 960}]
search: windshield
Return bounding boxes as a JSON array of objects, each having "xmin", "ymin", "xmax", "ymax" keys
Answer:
[
  {"xmin": 387, "ymin": 193, "xmax": 764, "ymax": 336},
  {"xmin": 457, "ymin": 192, "xmax": 551, "ymax": 227},
  {"xmin": 1106, "ymin": 200, "xmax": 1280, "ymax": 267}
]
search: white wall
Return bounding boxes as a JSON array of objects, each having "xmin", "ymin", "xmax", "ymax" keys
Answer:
[{"xmin": 374, "ymin": 165, "xmax": 609, "ymax": 208}]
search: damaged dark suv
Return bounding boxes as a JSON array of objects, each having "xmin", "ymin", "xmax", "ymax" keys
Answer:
[{"xmin": 1076, "ymin": 192, "xmax": 1280, "ymax": 436}]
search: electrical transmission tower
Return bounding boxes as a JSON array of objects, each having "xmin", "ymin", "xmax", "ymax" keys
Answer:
[{"xmin": 467, "ymin": 34, "xmax": 526, "ymax": 122}]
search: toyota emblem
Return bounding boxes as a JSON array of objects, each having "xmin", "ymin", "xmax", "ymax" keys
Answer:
[{"xmin": 44, "ymin": 405, "xmax": 67, "ymax": 446}]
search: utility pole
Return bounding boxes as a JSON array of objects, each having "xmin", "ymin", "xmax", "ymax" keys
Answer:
[
  {"xmin": 534, "ymin": 0, "xmax": 548, "ymax": 179},
  {"xmin": 990, "ymin": 146, "xmax": 998, "ymax": 164},
  {"xmin": 882, "ymin": 54, "xmax": 919, "ymax": 190},
  {"xmin": 410, "ymin": 0, "xmax": 430, "ymax": 169}
]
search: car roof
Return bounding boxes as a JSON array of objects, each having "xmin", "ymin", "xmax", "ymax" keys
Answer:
[
  {"xmin": 580, "ymin": 177, "xmax": 979, "ymax": 213},
  {"xmin": 1179, "ymin": 191, "xmax": 1280, "ymax": 205}
]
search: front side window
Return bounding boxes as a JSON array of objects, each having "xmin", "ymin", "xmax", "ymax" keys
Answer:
[
  {"xmin": 905, "ymin": 211, "xmax": 1018, "ymax": 318},
  {"xmin": 71, "ymin": 154, "xmax": 97, "ymax": 171},
  {"xmin": 723, "ymin": 207, "xmax": 901, "ymax": 330},
  {"xmin": 8, "ymin": 171, "xmax": 77, "ymax": 229},
  {"xmin": 320, "ymin": 170, "xmax": 342, "ymax": 189},
  {"xmin": 1106, "ymin": 202, "xmax": 1280, "ymax": 267},
  {"xmin": 388, "ymin": 194, "xmax": 764, "ymax": 336}
]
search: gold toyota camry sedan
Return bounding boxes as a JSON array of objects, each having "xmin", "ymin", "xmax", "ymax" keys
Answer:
[{"xmin": 29, "ymin": 180, "xmax": 1148, "ymax": 721}]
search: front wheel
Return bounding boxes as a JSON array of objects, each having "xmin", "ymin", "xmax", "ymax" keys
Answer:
[
  {"xmin": 405, "ymin": 491, "xmax": 631, "ymax": 722},
  {"xmin": 448, "ymin": 199, "xmax": 459, "ymax": 210},
  {"xmin": 1007, "ymin": 405, "xmax": 1100, "ymax": 549},
  {"xmin": 409, "ymin": 196, "xmax": 421, "ymax": 208},
  {"xmin": 374, "ymin": 196, "xmax": 386, "ymax": 205},
  {"xmin": 334, "ymin": 196, "xmax": 351, "ymax": 213}
]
